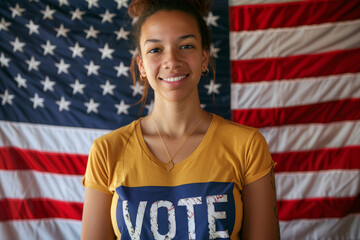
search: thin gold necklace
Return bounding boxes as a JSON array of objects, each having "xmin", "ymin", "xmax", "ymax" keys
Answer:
[{"xmin": 150, "ymin": 112, "xmax": 205, "ymax": 171}]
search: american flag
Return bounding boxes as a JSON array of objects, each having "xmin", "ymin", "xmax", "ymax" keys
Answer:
[
  {"xmin": 230, "ymin": 0, "xmax": 360, "ymax": 239},
  {"xmin": 0, "ymin": 0, "xmax": 229, "ymax": 239},
  {"xmin": 0, "ymin": 0, "xmax": 359, "ymax": 239}
]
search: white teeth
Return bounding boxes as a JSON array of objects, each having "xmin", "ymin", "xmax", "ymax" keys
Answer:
[{"xmin": 162, "ymin": 75, "xmax": 186, "ymax": 82}]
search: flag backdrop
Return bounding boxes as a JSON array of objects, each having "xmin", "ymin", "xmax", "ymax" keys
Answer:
[
  {"xmin": 0, "ymin": 0, "xmax": 359, "ymax": 239},
  {"xmin": 230, "ymin": 0, "xmax": 360, "ymax": 239}
]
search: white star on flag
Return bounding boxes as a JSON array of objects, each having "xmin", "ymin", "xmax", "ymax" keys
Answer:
[
  {"xmin": 0, "ymin": 17, "xmax": 11, "ymax": 31},
  {"xmin": 69, "ymin": 42, "xmax": 85, "ymax": 58},
  {"xmin": 85, "ymin": 0, "xmax": 99, "ymax": 9},
  {"xmin": 58, "ymin": 0, "xmax": 70, "ymax": 6},
  {"xmin": 129, "ymin": 49, "xmax": 138, "ymax": 57},
  {"xmin": 25, "ymin": 56, "xmax": 41, "ymax": 71},
  {"xmin": 100, "ymin": 80, "xmax": 116, "ymax": 96},
  {"xmin": 9, "ymin": 4, "xmax": 25, "ymax": 18},
  {"xmin": 114, "ymin": 62, "xmax": 129, "ymax": 77},
  {"xmin": 0, "ymin": 89, "xmax": 15, "ymax": 106},
  {"xmin": 132, "ymin": 17, "xmax": 138, "ymax": 25},
  {"xmin": 0, "ymin": 52, "xmax": 11, "ymax": 67},
  {"xmin": 84, "ymin": 60, "xmax": 100, "ymax": 76},
  {"xmin": 14, "ymin": 73, "xmax": 27, "ymax": 88},
  {"xmin": 25, "ymin": 20, "xmax": 40, "ymax": 35},
  {"xmin": 145, "ymin": 100, "xmax": 154, "ymax": 114},
  {"xmin": 40, "ymin": 76, "xmax": 56, "ymax": 92},
  {"xmin": 30, "ymin": 93, "xmax": 45, "ymax": 109},
  {"xmin": 130, "ymin": 82, "xmax": 144, "ymax": 96},
  {"xmin": 204, "ymin": 79, "xmax": 221, "ymax": 95},
  {"xmin": 99, "ymin": 43, "xmax": 114, "ymax": 60},
  {"xmin": 84, "ymin": 98, "xmax": 100, "ymax": 114},
  {"xmin": 41, "ymin": 5, "xmax": 56, "ymax": 20},
  {"xmin": 210, "ymin": 43, "xmax": 220, "ymax": 59},
  {"xmin": 10, "ymin": 37, "xmax": 25, "ymax": 53},
  {"xmin": 41, "ymin": 40, "xmax": 56, "ymax": 56},
  {"xmin": 205, "ymin": 12, "xmax": 219, "ymax": 27},
  {"xmin": 100, "ymin": 10, "xmax": 115, "ymax": 23},
  {"xmin": 70, "ymin": 8, "xmax": 85, "ymax": 21},
  {"xmin": 55, "ymin": 24, "xmax": 70, "ymax": 38},
  {"xmin": 114, "ymin": 0, "xmax": 128, "ymax": 9},
  {"xmin": 84, "ymin": 25, "xmax": 99, "ymax": 39},
  {"xmin": 70, "ymin": 79, "xmax": 86, "ymax": 95},
  {"xmin": 114, "ymin": 27, "xmax": 130, "ymax": 40},
  {"xmin": 55, "ymin": 59, "xmax": 70, "ymax": 74},
  {"xmin": 115, "ymin": 100, "xmax": 130, "ymax": 115},
  {"xmin": 56, "ymin": 96, "xmax": 71, "ymax": 112}
]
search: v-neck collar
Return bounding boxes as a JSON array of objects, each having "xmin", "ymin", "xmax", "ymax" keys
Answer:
[{"xmin": 135, "ymin": 113, "xmax": 217, "ymax": 172}]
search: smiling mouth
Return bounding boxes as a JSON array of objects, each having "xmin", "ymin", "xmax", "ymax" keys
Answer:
[{"xmin": 160, "ymin": 74, "xmax": 188, "ymax": 82}]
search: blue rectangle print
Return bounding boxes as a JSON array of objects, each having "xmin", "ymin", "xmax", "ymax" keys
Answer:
[{"xmin": 116, "ymin": 182, "xmax": 235, "ymax": 240}]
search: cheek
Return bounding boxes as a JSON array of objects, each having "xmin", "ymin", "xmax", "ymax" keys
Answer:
[
  {"xmin": 146, "ymin": 62, "xmax": 158, "ymax": 77},
  {"xmin": 142, "ymin": 61, "xmax": 160, "ymax": 84},
  {"xmin": 191, "ymin": 59, "xmax": 203, "ymax": 75},
  {"xmin": 142, "ymin": 56, "xmax": 159, "ymax": 74}
]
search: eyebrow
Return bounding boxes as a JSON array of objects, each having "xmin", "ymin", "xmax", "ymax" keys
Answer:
[{"xmin": 144, "ymin": 34, "xmax": 197, "ymax": 46}]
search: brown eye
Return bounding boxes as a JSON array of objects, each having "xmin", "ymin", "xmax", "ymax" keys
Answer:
[
  {"xmin": 149, "ymin": 48, "xmax": 161, "ymax": 53},
  {"xmin": 181, "ymin": 44, "xmax": 194, "ymax": 49}
]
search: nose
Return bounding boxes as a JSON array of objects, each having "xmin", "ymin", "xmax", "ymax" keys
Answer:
[{"xmin": 163, "ymin": 48, "xmax": 182, "ymax": 70}]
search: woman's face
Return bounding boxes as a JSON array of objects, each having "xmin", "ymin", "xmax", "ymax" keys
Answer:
[{"xmin": 137, "ymin": 10, "xmax": 209, "ymax": 102}]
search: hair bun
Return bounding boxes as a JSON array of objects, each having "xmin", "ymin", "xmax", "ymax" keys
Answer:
[
  {"xmin": 128, "ymin": 0, "xmax": 152, "ymax": 18},
  {"xmin": 128, "ymin": 0, "xmax": 212, "ymax": 18},
  {"xmin": 187, "ymin": 0, "xmax": 212, "ymax": 17}
]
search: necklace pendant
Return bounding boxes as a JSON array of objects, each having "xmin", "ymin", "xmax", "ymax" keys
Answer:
[{"xmin": 166, "ymin": 160, "xmax": 174, "ymax": 171}]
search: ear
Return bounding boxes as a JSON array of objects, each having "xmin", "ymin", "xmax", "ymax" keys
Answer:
[
  {"xmin": 137, "ymin": 55, "xmax": 146, "ymax": 77},
  {"xmin": 201, "ymin": 49, "xmax": 210, "ymax": 72}
]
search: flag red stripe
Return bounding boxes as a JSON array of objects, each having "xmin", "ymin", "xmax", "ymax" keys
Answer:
[
  {"xmin": 3, "ymin": 196, "xmax": 359, "ymax": 222},
  {"xmin": 0, "ymin": 147, "xmax": 87, "ymax": 175},
  {"xmin": 232, "ymin": 98, "xmax": 360, "ymax": 128},
  {"xmin": 230, "ymin": 0, "xmax": 360, "ymax": 31},
  {"xmin": 272, "ymin": 146, "xmax": 360, "ymax": 173},
  {"xmin": 278, "ymin": 195, "xmax": 360, "ymax": 221},
  {"xmin": 231, "ymin": 48, "xmax": 360, "ymax": 83},
  {"xmin": 0, "ymin": 198, "xmax": 83, "ymax": 221}
]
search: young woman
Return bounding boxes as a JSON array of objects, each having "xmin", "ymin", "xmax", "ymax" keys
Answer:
[{"xmin": 81, "ymin": 0, "xmax": 280, "ymax": 239}]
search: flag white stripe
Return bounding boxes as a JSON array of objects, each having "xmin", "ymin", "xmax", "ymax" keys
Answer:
[
  {"xmin": 231, "ymin": 73, "xmax": 360, "ymax": 109},
  {"xmin": 230, "ymin": 19, "xmax": 360, "ymax": 60},
  {"xmin": 229, "ymin": 0, "xmax": 300, "ymax": 6},
  {"xmin": 280, "ymin": 214, "xmax": 360, "ymax": 240},
  {"xmin": 0, "ymin": 170, "xmax": 84, "ymax": 202},
  {"xmin": 1, "ymin": 169, "xmax": 359, "ymax": 202},
  {"xmin": 1, "ymin": 120, "xmax": 359, "ymax": 155},
  {"xmin": 276, "ymin": 170, "xmax": 360, "ymax": 200},
  {"xmin": 0, "ymin": 219, "xmax": 81, "ymax": 240},
  {"xmin": 260, "ymin": 120, "xmax": 360, "ymax": 153},
  {"xmin": 0, "ymin": 120, "xmax": 109, "ymax": 154}
]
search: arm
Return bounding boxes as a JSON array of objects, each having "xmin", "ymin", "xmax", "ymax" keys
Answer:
[
  {"xmin": 241, "ymin": 168, "xmax": 280, "ymax": 240},
  {"xmin": 81, "ymin": 187, "xmax": 115, "ymax": 240}
]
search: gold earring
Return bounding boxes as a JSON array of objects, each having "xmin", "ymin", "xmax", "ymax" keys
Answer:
[
  {"xmin": 140, "ymin": 74, "xmax": 147, "ymax": 81},
  {"xmin": 202, "ymin": 67, "xmax": 209, "ymax": 76}
]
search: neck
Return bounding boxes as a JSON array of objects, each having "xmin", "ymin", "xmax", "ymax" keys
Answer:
[{"xmin": 149, "ymin": 95, "xmax": 204, "ymax": 137}]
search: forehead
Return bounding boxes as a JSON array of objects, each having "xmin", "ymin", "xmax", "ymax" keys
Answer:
[{"xmin": 140, "ymin": 10, "xmax": 200, "ymax": 42}]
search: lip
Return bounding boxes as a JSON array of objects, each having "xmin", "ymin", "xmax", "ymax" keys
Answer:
[
  {"xmin": 159, "ymin": 74, "xmax": 189, "ymax": 87},
  {"xmin": 160, "ymin": 74, "xmax": 189, "ymax": 83}
]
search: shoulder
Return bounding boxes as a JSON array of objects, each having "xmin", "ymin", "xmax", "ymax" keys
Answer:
[
  {"xmin": 211, "ymin": 114, "xmax": 270, "ymax": 152},
  {"xmin": 93, "ymin": 119, "xmax": 139, "ymax": 149},
  {"xmin": 212, "ymin": 114, "xmax": 258, "ymax": 138}
]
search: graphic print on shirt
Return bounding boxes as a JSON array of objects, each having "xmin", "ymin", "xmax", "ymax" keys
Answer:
[{"xmin": 116, "ymin": 182, "xmax": 235, "ymax": 240}]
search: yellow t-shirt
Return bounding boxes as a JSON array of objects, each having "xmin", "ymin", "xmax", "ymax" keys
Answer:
[{"xmin": 83, "ymin": 114, "xmax": 274, "ymax": 239}]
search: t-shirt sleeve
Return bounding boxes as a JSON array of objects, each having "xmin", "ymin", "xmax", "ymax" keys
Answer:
[
  {"xmin": 82, "ymin": 140, "xmax": 112, "ymax": 194},
  {"xmin": 243, "ymin": 129, "xmax": 275, "ymax": 185}
]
